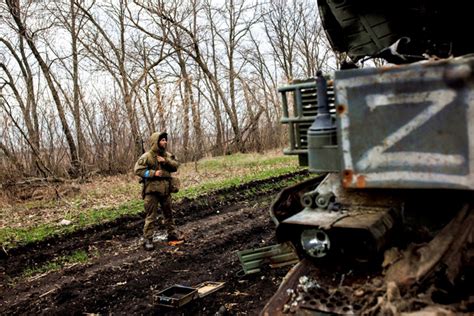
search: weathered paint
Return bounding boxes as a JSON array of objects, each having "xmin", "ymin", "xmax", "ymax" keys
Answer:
[
  {"xmin": 335, "ymin": 56, "xmax": 474, "ymax": 189},
  {"xmin": 356, "ymin": 175, "xmax": 366, "ymax": 188},
  {"xmin": 342, "ymin": 169, "xmax": 353, "ymax": 188},
  {"xmin": 336, "ymin": 104, "xmax": 347, "ymax": 115}
]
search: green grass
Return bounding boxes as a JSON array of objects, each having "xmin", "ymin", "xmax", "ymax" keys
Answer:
[
  {"xmin": 1, "ymin": 152, "xmax": 305, "ymax": 249},
  {"xmin": 197, "ymin": 153, "xmax": 296, "ymax": 170},
  {"xmin": 175, "ymin": 164, "xmax": 302, "ymax": 199},
  {"xmin": 1, "ymin": 200, "xmax": 144, "ymax": 248},
  {"xmin": 22, "ymin": 250, "xmax": 90, "ymax": 278}
]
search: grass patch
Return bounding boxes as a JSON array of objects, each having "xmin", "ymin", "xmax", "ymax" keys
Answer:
[
  {"xmin": 1, "ymin": 200, "xmax": 144, "ymax": 248},
  {"xmin": 175, "ymin": 164, "xmax": 302, "ymax": 199},
  {"xmin": 22, "ymin": 250, "xmax": 90, "ymax": 278},
  {"xmin": 1, "ymin": 151, "xmax": 305, "ymax": 249},
  {"xmin": 194, "ymin": 152, "xmax": 297, "ymax": 172}
]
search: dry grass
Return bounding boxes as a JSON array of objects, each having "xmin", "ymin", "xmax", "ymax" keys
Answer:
[
  {"xmin": 0, "ymin": 173, "xmax": 139, "ymax": 230},
  {"xmin": 0, "ymin": 150, "xmax": 300, "ymax": 235}
]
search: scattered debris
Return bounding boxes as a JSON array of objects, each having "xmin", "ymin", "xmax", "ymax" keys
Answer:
[
  {"xmin": 283, "ymin": 275, "xmax": 356, "ymax": 314},
  {"xmin": 263, "ymin": 206, "xmax": 474, "ymax": 315},
  {"xmin": 385, "ymin": 205, "xmax": 474, "ymax": 289},
  {"xmin": 154, "ymin": 281, "xmax": 225, "ymax": 308},
  {"xmin": 58, "ymin": 219, "xmax": 72, "ymax": 226},
  {"xmin": 168, "ymin": 240, "xmax": 184, "ymax": 246},
  {"xmin": 236, "ymin": 242, "xmax": 299, "ymax": 275},
  {"xmin": 138, "ymin": 256, "xmax": 152, "ymax": 263},
  {"xmin": 39, "ymin": 286, "xmax": 59, "ymax": 298},
  {"xmin": 195, "ymin": 281, "xmax": 225, "ymax": 298},
  {"xmin": 232, "ymin": 290, "xmax": 250, "ymax": 296},
  {"xmin": 155, "ymin": 285, "xmax": 198, "ymax": 308}
]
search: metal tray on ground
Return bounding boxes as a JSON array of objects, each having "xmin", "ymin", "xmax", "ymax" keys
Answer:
[
  {"xmin": 195, "ymin": 281, "xmax": 225, "ymax": 298},
  {"xmin": 155, "ymin": 284, "xmax": 198, "ymax": 308}
]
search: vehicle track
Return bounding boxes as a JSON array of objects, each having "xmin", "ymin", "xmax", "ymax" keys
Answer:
[{"xmin": 1, "ymin": 171, "xmax": 309, "ymax": 315}]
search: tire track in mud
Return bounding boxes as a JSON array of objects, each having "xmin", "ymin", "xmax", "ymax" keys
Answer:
[
  {"xmin": 2, "ymin": 170, "xmax": 308, "ymax": 278},
  {"xmin": 1, "ymin": 171, "xmax": 309, "ymax": 315},
  {"xmin": 3, "ymin": 194, "xmax": 279, "ymax": 315}
]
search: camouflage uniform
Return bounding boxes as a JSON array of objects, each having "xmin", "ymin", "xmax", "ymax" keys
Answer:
[{"xmin": 134, "ymin": 132, "xmax": 180, "ymax": 241}]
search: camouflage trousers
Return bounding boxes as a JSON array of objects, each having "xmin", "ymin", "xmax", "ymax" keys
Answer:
[{"xmin": 143, "ymin": 193, "xmax": 176, "ymax": 239}]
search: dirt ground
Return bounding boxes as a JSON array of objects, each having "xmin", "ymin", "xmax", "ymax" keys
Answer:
[
  {"xmin": 1, "ymin": 172, "xmax": 307, "ymax": 315},
  {"xmin": 1, "ymin": 171, "xmax": 473, "ymax": 315}
]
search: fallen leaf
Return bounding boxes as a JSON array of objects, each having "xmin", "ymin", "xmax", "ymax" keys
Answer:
[
  {"xmin": 58, "ymin": 219, "xmax": 72, "ymax": 226},
  {"xmin": 168, "ymin": 240, "xmax": 184, "ymax": 246},
  {"xmin": 354, "ymin": 289, "xmax": 364, "ymax": 297},
  {"xmin": 232, "ymin": 290, "xmax": 250, "ymax": 296}
]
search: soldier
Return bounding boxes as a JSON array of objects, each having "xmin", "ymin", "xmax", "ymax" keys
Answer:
[{"xmin": 134, "ymin": 131, "xmax": 183, "ymax": 250}]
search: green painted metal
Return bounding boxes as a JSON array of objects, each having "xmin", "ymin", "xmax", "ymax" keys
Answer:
[
  {"xmin": 236, "ymin": 242, "xmax": 299, "ymax": 275},
  {"xmin": 278, "ymin": 79, "xmax": 335, "ymax": 167}
]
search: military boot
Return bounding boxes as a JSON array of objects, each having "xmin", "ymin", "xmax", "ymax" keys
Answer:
[
  {"xmin": 167, "ymin": 230, "xmax": 184, "ymax": 242},
  {"xmin": 143, "ymin": 238, "xmax": 154, "ymax": 250}
]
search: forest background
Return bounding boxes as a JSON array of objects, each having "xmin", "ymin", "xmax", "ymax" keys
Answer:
[{"xmin": 0, "ymin": 0, "xmax": 341, "ymax": 184}]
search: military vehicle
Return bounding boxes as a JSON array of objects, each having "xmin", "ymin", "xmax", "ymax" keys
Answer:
[{"xmin": 262, "ymin": 1, "xmax": 473, "ymax": 314}]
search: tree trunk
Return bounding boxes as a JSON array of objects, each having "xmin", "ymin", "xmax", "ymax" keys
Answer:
[
  {"xmin": 71, "ymin": 0, "xmax": 86, "ymax": 175},
  {"xmin": 7, "ymin": 0, "xmax": 80, "ymax": 176}
]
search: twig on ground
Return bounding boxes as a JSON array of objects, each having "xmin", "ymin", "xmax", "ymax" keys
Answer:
[
  {"xmin": 39, "ymin": 286, "xmax": 59, "ymax": 298},
  {"xmin": 138, "ymin": 256, "xmax": 152, "ymax": 263}
]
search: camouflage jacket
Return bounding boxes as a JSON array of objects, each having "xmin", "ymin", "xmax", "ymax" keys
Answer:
[{"xmin": 134, "ymin": 132, "xmax": 180, "ymax": 196}]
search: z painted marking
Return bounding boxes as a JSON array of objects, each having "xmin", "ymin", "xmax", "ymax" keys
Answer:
[{"xmin": 356, "ymin": 90, "xmax": 462, "ymax": 170}]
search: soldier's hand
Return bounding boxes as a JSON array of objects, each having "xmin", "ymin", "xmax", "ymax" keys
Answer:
[
  {"xmin": 154, "ymin": 170, "xmax": 162, "ymax": 177},
  {"xmin": 157, "ymin": 156, "xmax": 166, "ymax": 163}
]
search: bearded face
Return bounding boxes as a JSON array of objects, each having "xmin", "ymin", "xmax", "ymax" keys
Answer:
[{"xmin": 158, "ymin": 137, "xmax": 167, "ymax": 150}]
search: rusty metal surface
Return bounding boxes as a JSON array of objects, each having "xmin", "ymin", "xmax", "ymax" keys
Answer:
[
  {"xmin": 276, "ymin": 174, "xmax": 403, "ymax": 258},
  {"xmin": 261, "ymin": 259, "xmax": 360, "ymax": 315},
  {"xmin": 335, "ymin": 56, "xmax": 474, "ymax": 190},
  {"xmin": 260, "ymin": 259, "xmax": 311, "ymax": 316},
  {"xmin": 270, "ymin": 174, "xmax": 326, "ymax": 225},
  {"xmin": 282, "ymin": 207, "xmax": 395, "ymax": 231},
  {"xmin": 264, "ymin": 201, "xmax": 474, "ymax": 315},
  {"xmin": 282, "ymin": 173, "xmax": 403, "ymax": 229}
]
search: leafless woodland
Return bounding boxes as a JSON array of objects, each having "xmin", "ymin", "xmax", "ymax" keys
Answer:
[{"xmin": 0, "ymin": 0, "xmax": 337, "ymax": 182}]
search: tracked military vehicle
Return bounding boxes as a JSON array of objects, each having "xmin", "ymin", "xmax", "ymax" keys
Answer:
[{"xmin": 263, "ymin": 1, "xmax": 473, "ymax": 314}]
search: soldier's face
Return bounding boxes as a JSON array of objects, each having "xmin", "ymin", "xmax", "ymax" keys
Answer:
[{"xmin": 159, "ymin": 138, "xmax": 167, "ymax": 149}]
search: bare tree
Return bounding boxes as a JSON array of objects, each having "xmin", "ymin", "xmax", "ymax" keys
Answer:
[
  {"xmin": 6, "ymin": 0, "xmax": 81, "ymax": 176},
  {"xmin": 0, "ymin": 0, "xmax": 344, "ymax": 182},
  {"xmin": 149, "ymin": 68, "xmax": 168, "ymax": 133},
  {"xmin": 133, "ymin": 0, "xmax": 261, "ymax": 153},
  {"xmin": 164, "ymin": 1, "xmax": 204, "ymax": 160},
  {"xmin": 202, "ymin": 1, "xmax": 225, "ymax": 155},
  {"xmin": 203, "ymin": 0, "xmax": 261, "ymax": 152},
  {"xmin": 244, "ymin": 31, "xmax": 285, "ymax": 149},
  {"xmin": 294, "ymin": 1, "xmax": 334, "ymax": 76},
  {"xmin": 76, "ymin": 0, "xmax": 169, "ymax": 160},
  {"xmin": 261, "ymin": 0, "xmax": 302, "ymax": 82}
]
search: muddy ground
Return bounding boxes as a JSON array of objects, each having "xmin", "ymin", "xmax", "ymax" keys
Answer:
[
  {"xmin": 2, "ymin": 170, "xmax": 473, "ymax": 315},
  {"xmin": 1, "ymin": 172, "xmax": 309, "ymax": 315}
]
